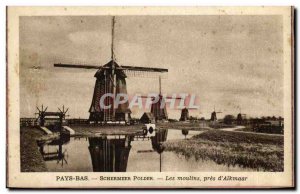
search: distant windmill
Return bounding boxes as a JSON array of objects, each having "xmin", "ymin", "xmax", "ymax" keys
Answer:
[
  {"xmin": 210, "ymin": 106, "xmax": 222, "ymax": 121},
  {"xmin": 179, "ymin": 96, "xmax": 198, "ymax": 121},
  {"xmin": 54, "ymin": 16, "xmax": 168, "ymax": 123},
  {"xmin": 141, "ymin": 75, "xmax": 182, "ymax": 121},
  {"xmin": 35, "ymin": 104, "xmax": 48, "ymax": 116},
  {"xmin": 58, "ymin": 105, "xmax": 69, "ymax": 120},
  {"xmin": 35, "ymin": 104, "xmax": 48, "ymax": 126},
  {"xmin": 237, "ymin": 107, "xmax": 246, "ymax": 125}
]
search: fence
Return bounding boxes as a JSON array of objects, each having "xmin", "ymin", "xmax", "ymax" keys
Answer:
[{"xmin": 20, "ymin": 118, "xmax": 38, "ymax": 127}]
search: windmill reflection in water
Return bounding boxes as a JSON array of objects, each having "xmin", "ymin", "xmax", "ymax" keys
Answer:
[
  {"xmin": 37, "ymin": 129, "xmax": 170, "ymax": 172},
  {"xmin": 88, "ymin": 129, "xmax": 168, "ymax": 172},
  {"xmin": 37, "ymin": 135, "xmax": 70, "ymax": 167}
]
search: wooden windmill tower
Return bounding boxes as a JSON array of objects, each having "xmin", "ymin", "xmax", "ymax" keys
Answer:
[
  {"xmin": 54, "ymin": 17, "xmax": 168, "ymax": 123},
  {"xmin": 237, "ymin": 108, "xmax": 246, "ymax": 125},
  {"xmin": 179, "ymin": 97, "xmax": 198, "ymax": 121},
  {"xmin": 210, "ymin": 106, "xmax": 222, "ymax": 121},
  {"xmin": 179, "ymin": 108, "xmax": 189, "ymax": 121},
  {"xmin": 142, "ymin": 76, "xmax": 181, "ymax": 121}
]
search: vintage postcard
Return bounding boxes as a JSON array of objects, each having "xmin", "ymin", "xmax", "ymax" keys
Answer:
[{"xmin": 7, "ymin": 6, "xmax": 294, "ymax": 188}]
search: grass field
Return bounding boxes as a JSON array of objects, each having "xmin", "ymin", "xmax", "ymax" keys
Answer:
[
  {"xmin": 163, "ymin": 130, "xmax": 284, "ymax": 171},
  {"xmin": 20, "ymin": 127, "xmax": 47, "ymax": 172}
]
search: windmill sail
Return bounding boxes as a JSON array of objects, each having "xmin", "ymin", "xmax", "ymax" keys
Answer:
[{"xmin": 54, "ymin": 16, "xmax": 168, "ymax": 123}]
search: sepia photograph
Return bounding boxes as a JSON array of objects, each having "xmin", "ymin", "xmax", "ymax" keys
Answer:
[{"xmin": 7, "ymin": 6, "xmax": 294, "ymax": 188}]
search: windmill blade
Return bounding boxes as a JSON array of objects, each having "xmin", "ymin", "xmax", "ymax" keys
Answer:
[
  {"xmin": 120, "ymin": 65, "xmax": 168, "ymax": 73},
  {"xmin": 123, "ymin": 70, "xmax": 168, "ymax": 79},
  {"xmin": 165, "ymin": 96, "xmax": 182, "ymax": 99},
  {"xmin": 175, "ymin": 107, "xmax": 197, "ymax": 110},
  {"xmin": 64, "ymin": 108, "xmax": 69, "ymax": 114},
  {"xmin": 58, "ymin": 108, "xmax": 62, "ymax": 113},
  {"xmin": 44, "ymin": 107, "xmax": 48, "ymax": 112},
  {"xmin": 54, "ymin": 63, "xmax": 103, "ymax": 69},
  {"xmin": 36, "ymin": 107, "xmax": 41, "ymax": 112},
  {"xmin": 140, "ymin": 95, "xmax": 157, "ymax": 99},
  {"xmin": 63, "ymin": 157, "xmax": 68, "ymax": 164},
  {"xmin": 186, "ymin": 107, "xmax": 198, "ymax": 110}
]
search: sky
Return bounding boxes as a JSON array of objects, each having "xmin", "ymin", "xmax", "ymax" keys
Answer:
[{"xmin": 20, "ymin": 15, "xmax": 284, "ymax": 119}]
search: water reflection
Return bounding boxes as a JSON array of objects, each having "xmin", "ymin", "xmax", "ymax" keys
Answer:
[
  {"xmin": 87, "ymin": 130, "xmax": 169, "ymax": 172},
  {"xmin": 37, "ymin": 129, "xmax": 169, "ymax": 172},
  {"xmin": 88, "ymin": 135, "xmax": 133, "ymax": 172},
  {"xmin": 151, "ymin": 129, "xmax": 168, "ymax": 153},
  {"xmin": 37, "ymin": 135, "xmax": 70, "ymax": 166},
  {"xmin": 36, "ymin": 129, "xmax": 254, "ymax": 172},
  {"xmin": 151, "ymin": 129, "xmax": 168, "ymax": 172}
]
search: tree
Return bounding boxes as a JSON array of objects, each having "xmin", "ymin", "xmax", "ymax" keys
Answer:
[
  {"xmin": 182, "ymin": 129, "xmax": 189, "ymax": 139},
  {"xmin": 223, "ymin": 115, "xmax": 235, "ymax": 125}
]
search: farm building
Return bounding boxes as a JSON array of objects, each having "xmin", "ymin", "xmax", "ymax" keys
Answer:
[
  {"xmin": 253, "ymin": 118, "xmax": 284, "ymax": 134},
  {"xmin": 140, "ymin": 112, "xmax": 155, "ymax": 124}
]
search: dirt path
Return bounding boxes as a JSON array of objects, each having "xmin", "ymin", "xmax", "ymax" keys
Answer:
[{"xmin": 219, "ymin": 126, "xmax": 245, "ymax": 131}]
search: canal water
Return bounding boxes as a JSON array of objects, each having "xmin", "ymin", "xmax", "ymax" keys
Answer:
[{"xmin": 37, "ymin": 129, "xmax": 253, "ymax": 172}]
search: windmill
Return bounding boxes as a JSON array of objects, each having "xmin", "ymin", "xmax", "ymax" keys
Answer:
[
  {"xmin": 179, "ymin": 96, "xmax": 198, "ymax": 121},
  {"xmin": 141, "ymin": 75, "xmax": 182, "ymax": 121},
  {"xmin": 35, "ymin": 104, "xmax": 48, "ymax": 116},
  {"xmin": 58, "ymin": 105, "xmax": 69, "ymax": 120},
  {"xmin": 210, "ymin": 106, "xmax": 222, "ymax": 121},
  {"xmin": 35, "ymin": 104, "xmax": 48, "ymax": 126},
  {"xmin": 237, "ymin": 107, "xmax": 246, "ymax": 125},
  {"xmin": 54, "ymin": 16, "xmax": 168, "ymax": 123}
]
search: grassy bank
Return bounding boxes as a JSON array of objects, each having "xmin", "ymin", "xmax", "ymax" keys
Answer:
[
  {"xmin": 163, "ymin": 130, "xmax": 283, "ymax": 171},
  {"xmin": 235, "ymin": 126, "xmax": 283, "ymax": 135},
  {"xmin": 20, "ymin": 127, "xmax": 47, "ymax": 172}
]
